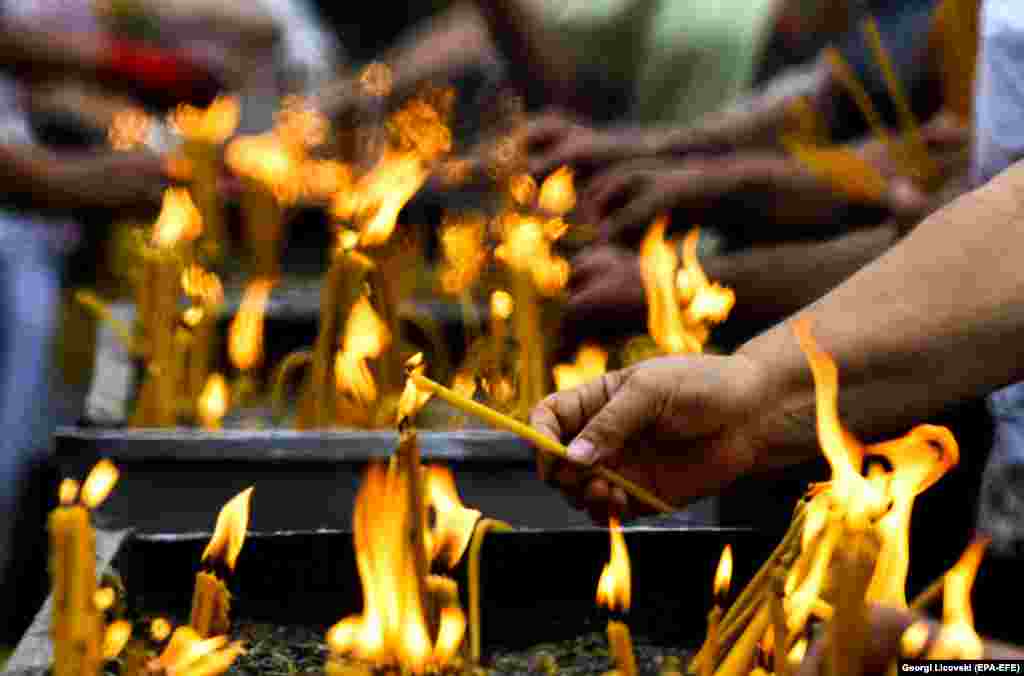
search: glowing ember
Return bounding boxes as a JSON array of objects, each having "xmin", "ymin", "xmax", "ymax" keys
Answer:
[
  {"xmin": 201, "ymin": 487, "xmax": 254, "ymax": 572},
  {"xmin": 81, "ymin": 459, "xmax": 119, "ymax": 510},
  {"xmin": 169, "ymin": 96, "xmax": 240, "ymax": 145},
  {"xmin": 198, "ymin": 374, "xmax": 229, "ymax": 430},
  {"xmin": 596, "ymin": 517, "xmax": 631, "ymax": 612},
  {"xmin": 398, "ymin": 353, "xmax": 433, "ymax": 424},
  {"xmin": 102, "ymin": 620, "xmax": 132, "ymax": 660},
  {"xmin": 152, "ymin": 188, "xmax": 202, "ymax": 248},
  {"xmin": 229, "ymin": 279, "xmax": 274, "ymax": 372},
  {"xmin": 335, "ymin": 296, "xmax": 391, "ymax": 405},
  {"xmin": 537, "ymin": 166, "xmax": 576, "ymax": 216},
  {"xmin": 424, "ymin": 466, "xmax": 482, "ymax": 568},
  {"xmin": 108, "ymin": 107, "xmax": 152, "ymax": 151},
  {"xmin": 553, "ymin": 344, "xmax": 608, "ymax": 391}
]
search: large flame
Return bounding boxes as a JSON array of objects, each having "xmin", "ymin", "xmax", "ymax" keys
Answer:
[
  {"xmin": 438, "ymin": 213, "xmax": 487, "ymax": 295},
  {"xmin": 152, "ymin": 188, "xmax": 203, "ymax": 248},
  {"xmin": 334, "ymin": 150, "xmax": 430, "ymax": 248},
  {"xmin": 424, "ymin": 466, "xmax": 482, "ymax": 568},
  {"xmin": 229, "ymin": 279, "xmax": 274, "ymax": 372},
  {"xmin": 200, "ymin": 487, "xmax": 254, "ymax": 572},
  {"xmin": 327, "ymin": 463, "xmax": 434, "ymax": 672},
  {"xmin": 596, "ymin": 517, "xmax": 631, "ymax": 613},
  {"xmin": 537, "ymin": 166, "xmax": 576, "ymax": 216},
  {"xmin": 553, "ymin": 344, "xmax": 608, "ymax": 392},
  {"xmin": 169, "ymin": 96, "xmax": 240, "ymax": 145},
  {"xmin": 81, "ymin": 459, "xmax": 119, "ymax": 510},
  {"xmin": 334, "ymin": 296, "xmax": 391, "ymax": 405}
]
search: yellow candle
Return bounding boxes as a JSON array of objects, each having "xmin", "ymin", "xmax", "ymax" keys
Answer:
[
  {"xmin": 607, "ymin": 620, "xmax": 637, "ymax": 676},
  {"xmin": 407, "ymin": 371, "xmax": 676, "ymax": 514},
  {"xmin": 189, "ymin": 571, "xmax": 231, "ymax": 638},
  {"xmin": 711, "ymin": 605, "xmax": 769, "ymax": 676}
]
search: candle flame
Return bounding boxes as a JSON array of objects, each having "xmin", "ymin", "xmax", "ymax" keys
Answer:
[
  {"xmin": 151, "ymin": 618, "xmax": 173, "ymax": 642},
  {"xmin": 931, "ymin": 536, "xmax": 988, "ymax": 659},
  {"xmin": 182, "ymin": 265, "xmax": 224, "ymax": 309},
  {"xmin": 679, "ymin": 229, "xmax": 735, "ymax": 326},
  {"xmin": 398, "ymin": 353, "xmax": 433, "ymax": 424},
  {"xmin": 169, "ymin": 96, "xmax": 240, "ymax": 145},
  {"xmin": 596, "ymin": 516, "xmax": 631, "ymax": 612},
  {"xmin": 81, "ymin": 459, "xmax": 119, "ymax": 509},
  {"xmin": 108, "ymin": 107, "xmax": 152, "ymax": 151},
  {"xmin": 198, "ymin": 374, "xmax": 230, "ymax": 430},
  {"xmin": 491, "ymin": 291, "xmax": 514, "ymax": 320},
  {"xmin": 302, "ymin": 160, "xmax": 354, "ymax": 203},
  {"xmin": 713, "ymin": 545, "xmax": 733, "ymax": 602},
  {"xmin": 156, "ymin": 626, "xmax": 243, "ymax": 674},
  {"xmin": 424, "ymin": 465, "xmax": 482, "ymax": 568},
  {"xmin": 275, "ymin": 96, "xmax": 328, "ymax": 153},
  {"xmin": 102, "ymin": 620, "xmax": 132, "ymax": 660},
  {"xmin": 152, "ymin": 188, "xmax": 203, "ymax": 248},
  {"xmin": 537, "ymin": 166, "xmax": 576, "ymax": 215},
  {"xmin": 336, "ymin": 150, "xmax": 430, "ymax": 247},
  {"xmin": 901, "ymin": 622, "xmax": 930, "ymax": 658},
  {"xmin": 495, "ymin": 213, "xmax": 570, "ymax": 295},
  {"xmin": 327, "ymin": 463, "xmax": 435, "ymax": 672},
  {"xmin": 553, "ymin": 344, "xmax": 608, "ymax": 392},
  {"xmin": 640, "ymin": 217, "xmax": 702, "ymax": 354},
  {"xmin": 225, "ymin": 133, "xmax": 300, "ymax": 204},
  {"xmin": 200, "ymin": 486, "xmax": 254, "ymax": 572},
  {"xmin": 438, "ymin": 213, "xmax": 487, "ymax": 295},
  {"xmin": 94, "ymin": 587, "xmax": 116, "ymax": 611},
  {"xmin": 787, "ymin": 638, "xmax": 808, "ymax": 666},
  {"xmin": 452, "ymin": 371, "xmax": 477, "ymax": 400},
  {"xmin": 59, "ymin": 478, "xmax": 79, "ymax": 506},
  {"xmin": 229, "ymin": 279, "xmax": 274, "ymax": 372},
  {"xmin": 335, "ymin": 296, "xmax": 391, "ymax": 406}
]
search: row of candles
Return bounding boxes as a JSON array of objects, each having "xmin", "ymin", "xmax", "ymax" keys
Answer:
[{"xmin": 49, "ymin": 322, "xmax": 995, "ymax": 675}]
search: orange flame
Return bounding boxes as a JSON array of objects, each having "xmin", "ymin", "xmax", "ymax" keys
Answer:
[
  {"xmin": 495, "ymin": 213, "xmax": 570, "ymax": 295},
  {"xmin": 679, "ymin": 229, "xmax": 735, "ymax": 327},
  {"xmin": 156, "ymin": 626, "xmax": 244, "ymax": 674},
  {"xmin": 553, "ymin": 344, "xmax": 608, "ymax": 391},
  {"xmin": 439, "ymin": 213, "xmax": 487, "ymax": 295},
  {"xmin": 508, "ymin": 174, "xmax": 537, "ymax": 207},
  {"xmin": 229, "ymin": 279, "xmax": 274, "ymax": 372},
  {"xmin": 434, "ymin": 606, "xmax": 467, "ymax": 666},
  {"xmin": 538, "ymin": 166, "xmax": 576, "ymax": 216},
  {"xmin": 596, "ymin": 517, "xmax": 631, "ymax": 612},
  {"xmin": 81, "ymin": 459, "xmax": 119, "ymax": 510},
  {"xmin": 182, "ymin": 265, "xmax": 224, "ymax": 309},
  {"xmin": 225, "ymin": 133, "xmax": 300, "ymax": 204},
  {"xmin": 59, "ymin": 478, "xmax": 79, "ymax": 506},
  {"xmin": 327, "ymin": 463, "xmax": 434, "ymax": 672},
  {"xmin": 452, "ymin": 371, "xmax": 477, "ymax": 400},
  {"xmin": 901, "ymin": 622, "xmax": 930, "ymax": 658},
  {"xmin": 714, "ymin": 545, "xmax": 733, "ymax": 602},
  {"xmin": 200, "ymin": 486, "xmax": 254, "ymax": 572},
  {"xmin": 928, "ymin": 536, "xmax": 988, "ymax": 659},
  {"xmin": 152, "ymin": 188, "xmax": 203, "ymax": 248},
  {"xmin": 302, "ymin": 160, "xmax": 353, "ymax": 203},
  {"xmin": 334, "ymin": 150, "xmax": 430, "ymax": 247},
  {"xmin": 102, "ymin": 620, "xmax": 132, "ymax": 660},
  {"xmin": 388, "ymin": 97, "xmax": 453, "ymax": 163},
  {"xmin": 424, "ymin": 466, "xmax": 482, "ymax": 568},
  {"xmin": 490, "ymin": 291, "xmax": 514, "ymax": 320},
  {"xmin": 640, "ymin": 217, "xmax": 700, "ymax": 354},
  {"xmin": 169, "ymin": 96, "xmax": 240, "ymax": 145},
  {"xmin": 94, "ymin": 587, "xmax": 116, "ymax": 612},
  {"xmin": 198, "ymin": 374, "xmax": 229, "ymax": 430},
  {"xmin": 398, "ymin": 353, "xmax": 433, "ymax": 424},
  {"xmin": 108, "ymin": 107, "xmax": 152, "ymax": 151},
  {"xmin": 275, "ymin": 96, "xmax": 328, "ymax": 154},
  {"xmin": 335, "ymin": 296, "xmax": 391, "ymax": 405}
]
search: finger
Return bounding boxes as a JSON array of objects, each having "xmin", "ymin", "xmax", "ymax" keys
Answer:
[
  {"xmin": 583, "ymin": 477, "xmax": 612, "ymax": 524},
  {"xmin": 530, "ymin": 394, "xmax": 564, "ymax": 482},
  {"xmin": 580, "ymin": 171, "xmax": 641, "ymax": 228},
  {"xmin": 568, "ymin": 370, "xmax": 652, "ymax": 467},
  {"xmin": 529, "ymin": 143, "xmax": 576, "ymax": 178},
  {"xmin": 601, "ymin": 192, "xmax": 663, "ymax": 244}
]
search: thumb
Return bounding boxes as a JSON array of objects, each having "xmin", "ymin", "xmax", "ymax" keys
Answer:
[{"xmin": 566, "ymin": 372, "xmax": 656, "ymax": 467}]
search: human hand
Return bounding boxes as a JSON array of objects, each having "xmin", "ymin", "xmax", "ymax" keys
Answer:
[
  {"xmin": 525, "ymin": 109, "xmax": 656, "ymax": 179},
  {"xmin": 560, "ymin": 246, "xmax": 646, "ymax": 355},
  {"xmin": 529, "ymin": 354, "xmax": 775, "ymax": 522}
]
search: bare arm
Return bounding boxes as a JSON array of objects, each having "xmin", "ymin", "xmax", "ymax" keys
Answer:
[{"xmin": 739, "ymin": 159, "xmax": 1024, "ymax": 461}]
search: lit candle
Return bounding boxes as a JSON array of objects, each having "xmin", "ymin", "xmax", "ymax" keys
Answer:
[
  {"xmin": 189, "ymin": 487, "xmax": 253, "ymax": 637},
  {"xmin": 49, "ymin": 460, "xmax": 119, "ymax": 676},
  {"xmin": 197, "ymin": 374, "xmax": 229, "ymax": 430},
  {"xmin": 597, "ymin": 517, "xmax": 637, "ymax": 676},
  {"xmin": 702, "ymin": 545, "xmax": 733, "ymax": 676}
]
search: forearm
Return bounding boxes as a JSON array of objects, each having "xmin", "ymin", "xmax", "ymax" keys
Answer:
[
  {"xmin": 645, "ymin": 56, "xmax": 831, "ymax": 156},
  {"xmin": 707, "ymin": 224, "xmax": 899, "ymax": 330},
  {"xmin": 0, "ymin": 144, "xmax": 64, "ymax": 209},
  {"xmin": 739, "ymin": 161, "xmax": 1024, "ymax": 459}
]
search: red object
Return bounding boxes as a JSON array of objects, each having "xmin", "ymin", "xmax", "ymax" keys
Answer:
[{"xmin": 103, "ymin": 38, "xmax": 219, "ymax": 102}]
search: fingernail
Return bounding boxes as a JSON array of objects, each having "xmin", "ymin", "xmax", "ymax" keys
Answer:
[{"xmin": 567, "ymin": 438, "xmax": 597, "ymax": 464}]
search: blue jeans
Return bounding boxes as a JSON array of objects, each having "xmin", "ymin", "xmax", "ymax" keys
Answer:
[{"xmin": 0, "ymin": 212, "xmax": 61, "ymax": 579}]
